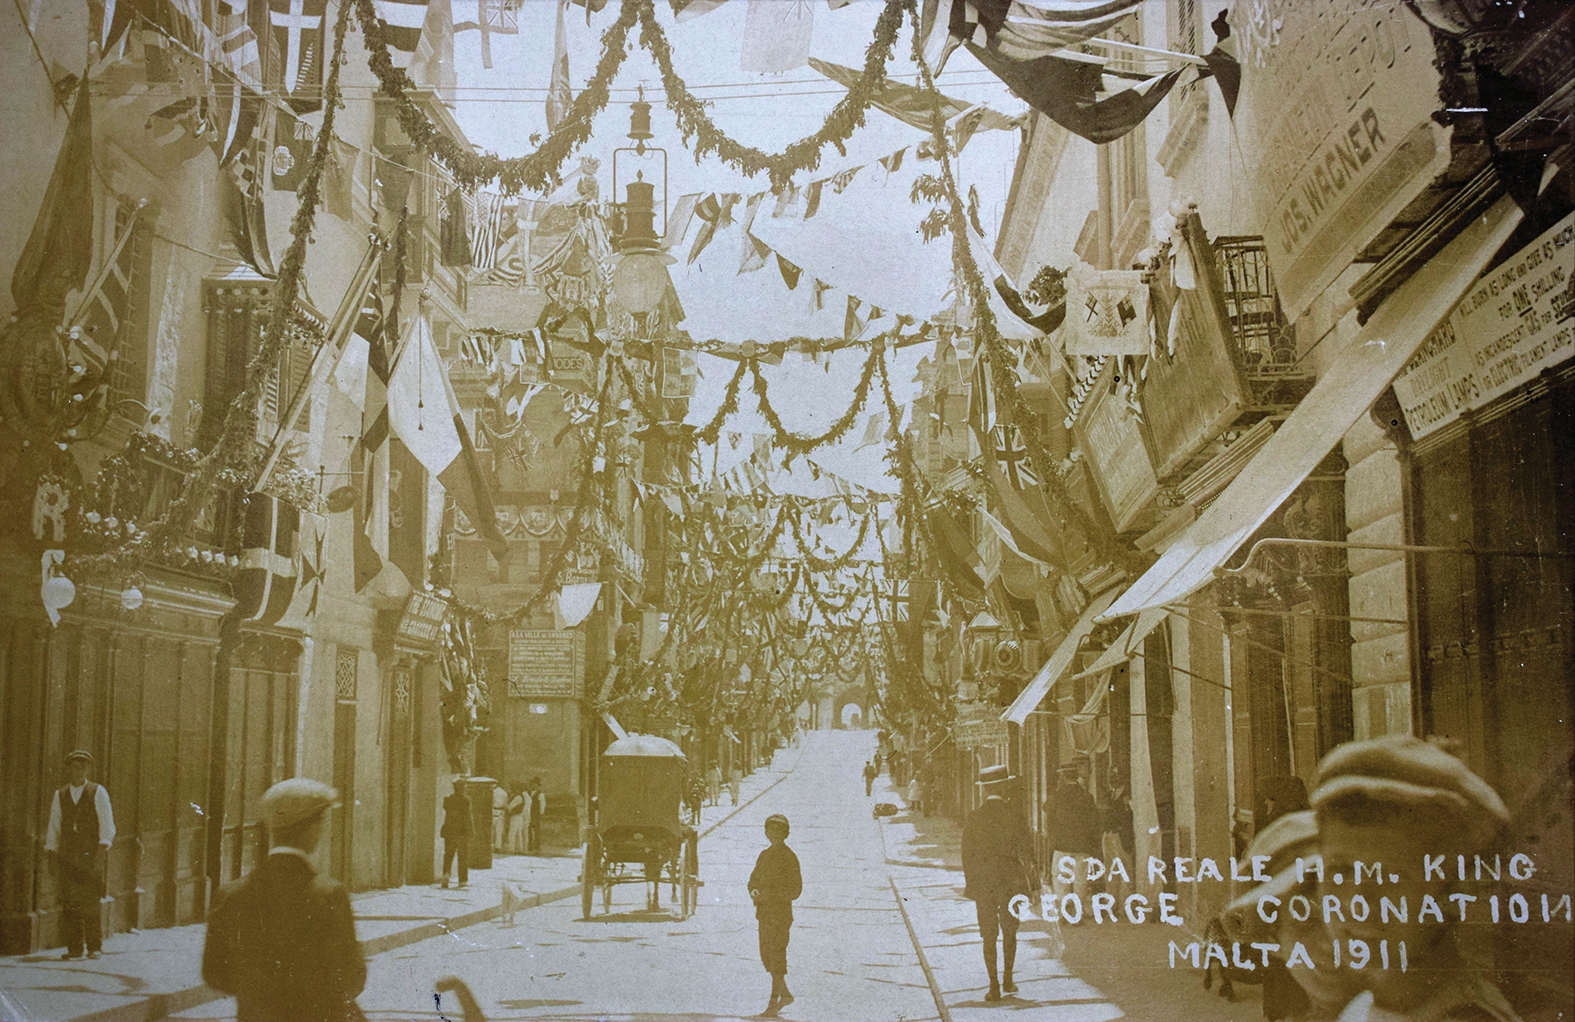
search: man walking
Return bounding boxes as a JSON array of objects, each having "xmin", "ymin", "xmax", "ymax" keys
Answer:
[
  {"xmin": 1043, "ymin": 760, "xmax": 1100, "ymax": 911},
  {"xmin": 45, "ymin": 750, "xmax": 115, "ymax": 960},
  {"xmin": 440, "ymin": 779, "xmax": 472, "ymax": 888},
  {"xmin": 962, "ymin": 765, "xmax": 1032, "ymax": 1002},
  {"xmin": 863, "ymin": 760, "xmax": 877, "ymax": 796},
  {"xmin": 749, "ymin": 814, "xmax": 801, "ymax": 1016},
  {"xmin": 526, "ymin": 777, "xmax": 546, "ymax": 853},
  {"xmin": 202, "ymin": 778, "xmax": 365, "ymax": 1022}
]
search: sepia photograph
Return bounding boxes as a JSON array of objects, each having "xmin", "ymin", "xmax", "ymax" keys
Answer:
[{"xmin": 0, "ymin": 1, "xmax": 1570, "ymax": 1020}]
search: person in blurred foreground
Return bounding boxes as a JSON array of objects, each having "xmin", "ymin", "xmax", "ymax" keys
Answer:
[
  {"xmin": 962, "ymin": 765, "xmax": 1033, "ymax": 1002},
  {"xmin": 202, "ymin": 778, "xmax": 366, "ymax": 1022},
  {"xmin": 1311, "ymin": 735, "xmax": 1520, "ymax": 1022},
  {"xmin": 749, "ymin": 813, "xmax": 802, "ymax": 1016}
]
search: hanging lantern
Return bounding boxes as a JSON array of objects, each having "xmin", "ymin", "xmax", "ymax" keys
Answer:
[{"xmin": 120, "ymin": 587, "xmax": 144, "ymax": 612}]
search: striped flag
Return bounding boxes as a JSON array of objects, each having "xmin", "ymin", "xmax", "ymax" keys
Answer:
[
  {"xmin": 466, "ymin": 191, "xmax": 507, "ymax": 271},
  {"xmin": 920, "ymin": 0, "xmax": 1144, "ymax": 73},
  {"xmin": 70, "ymin": 208, "xmax": 142, "ymax": 374},
  {"xmin": 546, "ymin": 0, "xmax": 573, "ymax": 130},
  {"xmin": 358, "ymin": 259, "xmax": 391, "ymax": 454},
  {"xmin": 268, "ymin": 0, "xmax": 328, "ymax": 113},
  {"xmin": 373, "ymin": 0, "xmax": 431, "ymax": 60},
  {"xmin": 212, "ymin": 0, "xmax": 263, "ymax": 85}
]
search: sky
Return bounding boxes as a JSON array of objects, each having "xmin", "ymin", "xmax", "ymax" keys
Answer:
[{"xmin": 440, "ymin": 0, "xmax": 1028, "ymax": 496}]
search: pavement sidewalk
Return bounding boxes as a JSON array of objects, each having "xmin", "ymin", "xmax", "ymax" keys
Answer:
[
  {"xmin": 0, "ymin": 750, "xmax": 796, "ymax": 1022},
  {"xmin": 877, "ymin": 773, "xmax": 1271, "ymax": 1022}
]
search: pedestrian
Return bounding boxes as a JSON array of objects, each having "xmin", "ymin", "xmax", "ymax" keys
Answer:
[
  {"xmin": 907, "ymin": 776, "xmax": 922, "ymax": 816},
  {"xmin": 1043, "ymin": 761, "xmax": 1100, "ymax": 913},
  {"xmin": 526, "ymin": 777, "xmax": 545, "ymax": 853},
  {"xmin": 492, "ymin": 782, "xmax": 507, "ymax": 852},
  {"xmin": 749, "ymin": 813, "xmax": 801, "ymax": 1016},
  {"xmin": 440, "ymin": 778, "xmax": 472, "ymax": 888},
  {"xmin": 730, "ymin": 764, "xmax": 742, "ymax": 806},
  {"xmin": 873, "ymin": 750, "xmax": 883, "ymax": 776},
  {"xmin": 44, "ymin": 750, "xmax": 115, "ymax": 960},
  {"xmin": 505, "ymin": 784, "xmax": 527, "ymax": 854},
  {"xmin": 706, "ymin": 761, "xmax": 722, "ymax": 807},
  {"xmin": 863, "ymin": 760, "xmax": 877, "ymax": 796},
  {"xmin": 202, "ymin": 778, "xmax": 365, "ymax": 1022},
  {"xmin": 961, "ymin": 765, "xmax": 1033, "ymax": 1002},
  {"xmin": 1099, "ymin": 770, "xmax": 1134, "ymax": 901}
]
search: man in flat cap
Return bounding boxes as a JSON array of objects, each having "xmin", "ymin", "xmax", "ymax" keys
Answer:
[
  {"xmin": 1043, "ymin": 759, "xmax": 1100, "ymax": 912},
  {"xmin": 45, "ymin": 750, "xmax": 115, "ymax": 959},
  {"xmin": 202, "ymin": 778, "xmax": 366, "ymax": 1022},
  {"xmin": 962, "ymin": 765, "xmax": 1033, "ymax": 1002},
  {"xmin": 748, "ymin": 813, "xmax": 801, "ymax": 1016},
  {"xmin": 1311, "ymin": 735, "xmax": 1520, "ymax": 1022}
]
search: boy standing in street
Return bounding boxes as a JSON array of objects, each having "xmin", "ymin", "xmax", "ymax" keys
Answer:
[
  {"xmin": 440, "ymin": 779, "xmax": 472, "ymax": 888},
  {"xmin": 749, "ymin": 814, "xmax": 802, "ymax": 1016}
]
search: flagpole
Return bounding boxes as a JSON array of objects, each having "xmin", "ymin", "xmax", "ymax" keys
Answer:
[
  {"xmin": 66, "ymin": 200, "xmax": 147, "ymax": 328},
  {"xmin": 253, "ymin": 231, "xmax": 386, "ymax": 490}
]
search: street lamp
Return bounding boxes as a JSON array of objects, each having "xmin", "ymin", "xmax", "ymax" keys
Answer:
[{"xmin": 611, "ymin": 89, "xmax": 673, "ymax": 317}]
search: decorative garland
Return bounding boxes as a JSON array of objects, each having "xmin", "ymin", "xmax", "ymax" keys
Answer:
[{"xmin": 354, "ymin": 0, "xmax": 908, "ymax": 192}]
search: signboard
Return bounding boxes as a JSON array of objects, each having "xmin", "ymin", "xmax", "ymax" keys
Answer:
[
  {"xmin": 956, "ymin": 717, "xmax": 1010, "ymax": 748},
  {"xmin": 1231, "ymin": 0, "xmax": 1449, "ymax": 314},
  {"xmin": 1391, "ymin": 213, "xmax": 1575, "ymax": 439},
  {"xmin": 1072, "ymin": 359, "xmax": 1160, "ymax": 533},
  {"xmin": 507, "ymin": 629, "xmax": 584, "ymax": 698},
  {"xmin": 1139, "ymin": 214, "xmax": 1252, "ymax": 480},
  {"xmin": 395, "ymin": 591, "xmax": 449, "ymax": 645},
  {"xmin": 1063, "ymin": 265, "xmax": 1151, "ymax": 356}
]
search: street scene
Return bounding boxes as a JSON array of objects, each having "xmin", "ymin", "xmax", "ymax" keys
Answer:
[{"xmin": 1, "ymin": 0, "xmax": 1572, "ymax": 1020}]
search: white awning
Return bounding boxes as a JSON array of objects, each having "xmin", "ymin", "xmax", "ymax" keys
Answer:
[
  {"xmin": 555, "ymin": 582, "xmax": 602, "ymax": 629},
  {"xmin": 600, "ymin": 711, "xmax": 629, "ymax": 741},
  {"xmin": 1001, "ymin": 588, "xmax": 1121, "ymax": 725},
  {"xmin": 1102, "ymin": 196, "xmax": 1523, "ymax": 621},
  {"xmin": 1069, "ymin": 606, "xmax": 1168, "ymax": 683}
]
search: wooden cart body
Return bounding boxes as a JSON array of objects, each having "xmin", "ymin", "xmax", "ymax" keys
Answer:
[{"xmin": 581, "ymin": 734, "xmax": 699, "ymax": 919}]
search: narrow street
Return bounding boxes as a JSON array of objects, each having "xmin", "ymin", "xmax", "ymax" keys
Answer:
[{"xmin": 161, "ymin": 730, "xmax": 1252, "ymax": 1022}]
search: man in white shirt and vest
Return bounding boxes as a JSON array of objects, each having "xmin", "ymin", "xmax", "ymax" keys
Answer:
[{"xmin": 44, "ymin": 749, "xmax": 115, "ymax": 959}]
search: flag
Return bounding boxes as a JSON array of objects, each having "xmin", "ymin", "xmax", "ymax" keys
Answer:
[
  {"xmin": 358, "ymin": 260, "xmax": 391, "ymax": 454},
  {"xmin": 776, "ymin": 254, "xmax": 802, "ymax": 291},
  {"xmin": 409, "ymin": 0, "xmax": 456, "ymax": 97},
  {"xmin": 854, "ymin": 412, "xmax": 884, "ymax": 452},
  {"xmin": 233, "ymin": 492, "xmax": 300, "ymax": 625},
  {"xmin": 741, "ymin": 0, "xmax": 813, "ymax": 73},
  {"xmin": 970, "ymin": 353, "xmax": 996, "ymax": 435},
  {"xmin": 270, "ymin": 111, "xmax": 314, "ymax": 190},
  {"xmin": 803, "ymin": 180, "xmax": 824, "ymax": 218},
  {"xmin": 222, "ymin": 146, "xmax": 276, "ymax": 277},
  {"xmin": 670, "ymin": 0, "xmax": 728, "ymax": 19},
  {"xmin": 809, "ymin": 278, "xmax": 831, "ymax": 312},
  {"xmin": 268, "ymin": 0, "xmax": 327, "ymax": 113},
  {"xmin": 992, "ymin": 424, "xmax": 1039, "ymax": 489},
  {"xmin": 441, "ymin": 187, "xmax": 472, "ymax": 266},
  {"xmin": 844, "ymin": 295, "xmax": 870, "ymax": 343},
  {"xmin": 546, "ymin": 0, "xmax": 573, "ymax": 130},
  {"xmin": 974, "ymin": 423, "xmax": 1062, "ymax": 566},
  {"xmin": 687, "ymin": 193, "xmax": 739, "ymax": 265},
  {"xmin": 809, "ymin": 58, "xmax": 1019, "ymax": 134},
  {"xmin": 213, "ymin": 0, "xmax": 264, "ymax": 85},
  {"xmin": 967, "ymin": 43, "xmax": 1185, "ymax": 144},
  {"xmin": 466, "ymin": 190, "xmax": 507, "ymax": 270},
  {"xmin": 662, "ymin": 346, "xmax": 698, "ymax": 398},
  {"xmin": 211, "ymin": 79, "xmax": 265, "ymax": 170},
  {"xmin": 740, "ymin": 235, "xmax": 772, "ymax": 275},
  {"xmin": 663, "ymin": 193, "xmax": 699, "ymax": 250},
  {"xmin": 387, "ymin": 318, "xmax": 510, "ymax": 564},
  {"xmin": 1201, "ymin": 9, "xmax": 1240, "ymax": 117},
  {"xmin": 89, "ymin": 0, "xmax": 134, "ymax": 56},
  {"xmin": 373, "ymin": 0, "xmax": 430, "ymax": 59},
  {"xmin": 351, "ymin": 445, "xmax": 383, "ymax": 590},
  {"xmin": 889, "ymin": 579, "xmax": 911, "ymax": 622},
  {"xmin": 324, "ymin": 135, "xmax": 358, "ymax": 220},
  {"xmin": 377, "ymin": 157, "xmax": 415, "ymax": 211},
  {"xmin": 878, "ymin": 149, "xmax": 906, "ymax": 173},
  {"xmin": 71, "ymin": 209, "xmax": 141, "ymax": 373},
  {"xmin": 920, "ymin": 0, "xmax": 1144, "ymax": 74},
  {"xmin": 925, "ymin": 500, "xmax": 987, "ymax": 596},
  {"xmin": 12, "ymin": 79, "xmax": 95, "ymax": 315}
]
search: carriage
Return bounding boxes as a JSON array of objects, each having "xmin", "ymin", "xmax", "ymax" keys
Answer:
[{"xmin": 581, "ymin": 734, "xmax": 700, "ymax": 920}]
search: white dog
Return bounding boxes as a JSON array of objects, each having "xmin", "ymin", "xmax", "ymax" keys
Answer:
[{"xmin": 499, "ymin": 880, "xmax": 530, "ymax": 925}]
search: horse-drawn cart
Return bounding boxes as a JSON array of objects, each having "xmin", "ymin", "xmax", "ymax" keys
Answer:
[{"xmin": 581, "ymin": 734, "xmax": 699, "ymax": 919}]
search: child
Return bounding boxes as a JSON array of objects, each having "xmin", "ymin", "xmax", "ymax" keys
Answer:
[{"xmin": 749, "ymin": 814, "xmax": 802, "ymax": 1016}]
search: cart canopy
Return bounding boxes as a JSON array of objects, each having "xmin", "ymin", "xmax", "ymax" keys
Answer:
[{"xmin": 603, "ymin": 734, "xmax": 687, "ymax": 759}]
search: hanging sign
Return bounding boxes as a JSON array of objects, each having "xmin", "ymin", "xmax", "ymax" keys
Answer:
[
  {"xmin": 1230, "ymin": 0, "xmax": 1449, "ymax": 315},
  {"xmin": 1390, "ymin": 212, "xmax": 1575, "ymax": 440},
  {"xmin": 1063, "ymin": 264, "xmax": 1150, "ymax": 356},
  {"xmin": 508, "ymin": 629, "xmax": 585, "ymax": 698}
]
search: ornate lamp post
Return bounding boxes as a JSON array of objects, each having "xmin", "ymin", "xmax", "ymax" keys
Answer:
[{"xmin": 610, "ymin": 89, "xmax": 674, "ymax": 317}]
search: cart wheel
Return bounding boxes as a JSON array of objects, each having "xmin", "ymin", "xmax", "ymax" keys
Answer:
[
  {"xmin": 581, "ymin": 836, "xmax": 601, "ymax": 920},
  {"xmin": 603, "ymin": 878, "xmax": 612, "ymax": 913}
]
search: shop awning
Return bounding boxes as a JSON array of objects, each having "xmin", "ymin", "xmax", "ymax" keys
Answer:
[
  {"xmin": 600, "ymin": 711, "xmax": 629, "ymax": 741},
  {"xmin": 1001, "ymin": 588, "xmax": 1121, "ymax": 725},
  {"xmin": 1102, "ymin": 196, "xmax": 1523, "ymax": 621},
  {"xmin": 1069, "ymin": 606, "xmax": 1168, "ymax": 683}
]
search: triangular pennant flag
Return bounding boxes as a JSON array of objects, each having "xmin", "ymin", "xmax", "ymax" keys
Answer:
[
  {"xmin": 803, "ymin": 180, "xmax": 824, "ymax": 219},
  {"xmin": 776, "ymin": 254, "xmax": 802, "ymax": 291}
]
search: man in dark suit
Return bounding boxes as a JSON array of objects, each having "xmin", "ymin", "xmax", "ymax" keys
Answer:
[
  {"xmin": 525, "ymin": 777, "xmax": 545, "ymax": 853},
  {"xmin": 962, "ymin": 765, "xmax": 1033, "ymax": 1002},
  {"xmin": 202, "ymin": 778, "xmax": 365, "ymax": 1022},
  {"xmin": 441, "ymin": 779, "xmax": 473, "ymax": 887}
]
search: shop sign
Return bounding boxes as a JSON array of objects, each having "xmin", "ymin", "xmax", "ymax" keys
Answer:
[
  {"xmin": 1230, "ymin": 0, "xmax": 1449, "ymax": 315},
  {"xmin": 956, "ymin": 717, "xmax": 1010, "ymax": 748},
  {"xmin": 1391, "ymin": 212, "xmax": 1575, "ymax": 439},
  {"xmin": 1071, "ymin": 359, "xmax": 1159, "ymax": 533},
  {"xmin": 507, "ymin": 629, "xmax": 585, "ymax": 698},
  {"xmin": 1139, "ymin": 214, "xmax": 1252, "ymax": 480}
]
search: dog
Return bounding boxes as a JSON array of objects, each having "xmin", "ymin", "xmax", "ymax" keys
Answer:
[{"xmin": 500, "ymin": 881, "xmax": 530, "ymax": 926}]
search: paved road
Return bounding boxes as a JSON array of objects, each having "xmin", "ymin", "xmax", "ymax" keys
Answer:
[{"xmin": 175, "ymin": 728, "xmax": 943, "ymax": 1022}]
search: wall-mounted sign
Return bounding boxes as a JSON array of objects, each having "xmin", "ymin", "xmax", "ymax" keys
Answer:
[
  {"xmin": 507, "ymin": 629, "xmax": 584, "ymax": 698},
  {"xmin": 956, "ymin": 717, "xmax": 1010, "ymax": 749},
  {"xmin": 1071, "ymin": 359, "xmax": 1160, "ymax": 533},
  {"xmin": 1231, "ymin": 0, "xmax": 1449, "ymax": 315},
  {"xmin": 1391, "ymin": 212, "xmax": 1574, "ymax": 439},
  {"xmin": 1063, "ymin": 265, "xmax": 1151, "ymax": 356}
]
